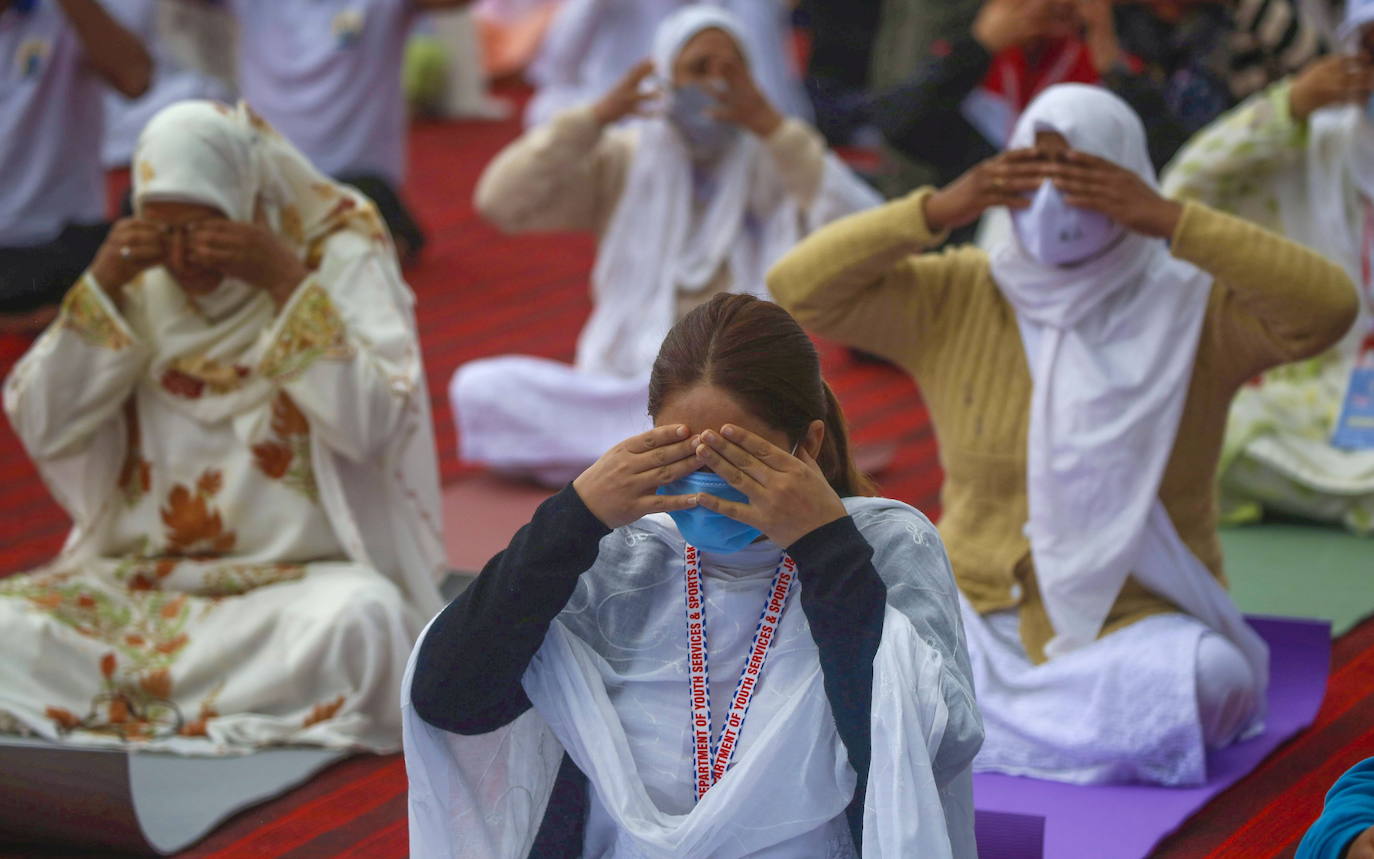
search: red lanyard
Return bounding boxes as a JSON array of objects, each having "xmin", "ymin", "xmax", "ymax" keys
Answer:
[{"xmin": 683, "ymin": 545, "xmax": 796, "ymax": 802}]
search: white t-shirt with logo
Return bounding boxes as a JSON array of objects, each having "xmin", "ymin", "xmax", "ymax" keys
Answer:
[
  {"xmin": 0, "ymin": 3, "xmax": 107, "ymax": 246},
  {"xmin": 229, "ymin": 0, "xmax": 412, "ymax": 185}
]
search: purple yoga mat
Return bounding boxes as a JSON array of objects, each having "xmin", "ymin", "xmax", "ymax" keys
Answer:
[{"xmin": 972, "ymin": 616, "xmax": 1331, "ymax": 859}]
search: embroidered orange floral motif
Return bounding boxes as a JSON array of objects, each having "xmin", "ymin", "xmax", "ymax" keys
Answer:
[
  {"xmin": 161, "ymin": 470, "xmax": 237, "ymax": 556},
  {"xmin": 101, "ymin": 652, "xmax": 117, "ymax": 679},
  {"xmin": 118, "ymin": 403, "xmax": 152, "ymax": 507},
  {"xmin": 140, "ymin": 669, "xmax": 172, "ymax": 700},
  {"xmin": 303, "ymin": 695, "xmax": 346, "ymax": 728},
  {"xmin": 271, "ymin": 394, "xmax": 309, "ymax": 437},
  {"xmin": 180, "ymin": 702, "xmax": 218, "ymax": 737},
  {"xmin": 251, "ymin": 393, "xmax": 317, "ymax": 498},
  {"xmin": 161, "ymin": 369, "xmax": 206, "ymax": 399},
  {"xmin": 155, "ymin": 634, "xmax": 189, "ymax": 655},
  {"xmin": 252, "ymin": 441, "xmax": 292, "ymax": 479},
  {"xmin": 45, "ymin": 707, "xmax": 81, "ymax": 731}
]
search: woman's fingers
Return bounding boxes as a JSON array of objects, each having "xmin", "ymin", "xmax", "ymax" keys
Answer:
[
  {"xmin": 719, "ymin": 424, "xmax": 791, "ymax": 467},
  {"xmin": 694, "ymin": 441, "xmax": 758, "ymax": 492},
  {"xmin": 639, "ymin": 492, "xmax": 699, "ymax": 516},
  {"xmin": 701, "ymin": 430, "xmax": 769, "ymax": 485},
  {"xmin": 632, "ymin": 433, "xmax": 700, "ymax": 474},
  {"xmin": 642, "ymin": 453, "xmax": 703, "ymax": 489},
  {"xmin": 695, "ymin": 492, "xmax": 764, "ymax": 529},
  {"xmin": 626, "ymin": 424, "xmax": 690, "ymax": 455}
]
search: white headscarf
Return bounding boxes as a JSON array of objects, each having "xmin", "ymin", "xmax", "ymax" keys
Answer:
[
  {"xmin": 987, "ymin": 86, "xmax": 1267, "ymax": 720},
  {"xmin": 573, "ymin": 6, "xmax": 879, "ymax": 378},
  {"xmin": 129, "ymin": 100, "xmax": 396, "ymax": 424}
]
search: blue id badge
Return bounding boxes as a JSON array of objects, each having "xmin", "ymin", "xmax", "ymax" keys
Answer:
[{"xmin": 1332, "ymin": 352, "xmax": 1374, "ymax": 450}]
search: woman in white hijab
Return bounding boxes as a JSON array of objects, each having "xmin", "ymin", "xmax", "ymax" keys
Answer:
[
  {"xmin": 453, "ymin": 5, "xmax": 880, "ymax": 487},
  {"xmin": 1161, "ymin": 0, "xmax": 1374, "ymax": 537},
  {"xmin": 407, "ymin": 293, "xmax": 981, "ymax": 857},
  {"xmin": 522, "ymin": 0, "xmax": 811, "ymax": 128},
  {"xmin": 0, "ymin": 100, "xmax": 445, "ymax": 753},
  {"xmin": 770, "ymin": 83, "xmax": 1357, "ymax": 785}
]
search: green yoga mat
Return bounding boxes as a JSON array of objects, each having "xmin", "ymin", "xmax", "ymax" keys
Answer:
[{"xmin": 1221, "ymin": 524, "xmax": 1373, "ymax": 636}]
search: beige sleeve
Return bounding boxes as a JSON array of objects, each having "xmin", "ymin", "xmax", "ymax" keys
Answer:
[
  {"xmin": 1170, "ymin": 201, "xmax": 1360, "ymax": 384},
  {"xmin": 760, "ymin": 118, "xmax": 827, "ymax": 211},
  {"xmin": 473, "ymin": 106, "xmax": 635, "ymax": 235},
  {"xmin": 767, "ymin": 188, "xmax": 987, "ymax": 369}
]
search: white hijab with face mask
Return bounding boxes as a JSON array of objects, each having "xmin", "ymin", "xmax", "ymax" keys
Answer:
[
  {"xmin": 987, "ymin": 85, "xmax": 1268, "ymax": 717},
  {"xmin": 573, "ymin": 6, "xmax": 879, "ymax": 379}
]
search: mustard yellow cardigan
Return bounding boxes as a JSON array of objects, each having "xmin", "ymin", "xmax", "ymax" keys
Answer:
[{"xmin": 769, "ymin": 190, "xmax": 1358, "ymax": 662}]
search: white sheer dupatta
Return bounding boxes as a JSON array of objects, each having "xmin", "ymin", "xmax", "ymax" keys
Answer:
[{"xmin": 401, "ymin": 498, "xmax": 980, "ymax": 858}]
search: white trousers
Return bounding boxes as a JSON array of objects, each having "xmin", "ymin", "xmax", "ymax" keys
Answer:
[
  {"xmin": 450, "ymin": 355, "xmax": 653, "ymax": 487},
  {"xmin": 963, "ymin": 601, "xmax": 1261, "ymax": 786}
]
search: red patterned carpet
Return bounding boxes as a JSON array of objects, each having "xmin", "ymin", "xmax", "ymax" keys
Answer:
[{"xmin": 0, "ymin": 92, "xmax": 1369, "ymax": 858}]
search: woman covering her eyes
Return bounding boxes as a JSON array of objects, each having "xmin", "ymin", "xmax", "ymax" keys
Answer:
[
  {"xmin": 769, "ymin": 83, "xmax": 1358, "ymax": 786},
  {"xmin": 405, "ymin": 293, "xmax": 982, "ymax": 858}
]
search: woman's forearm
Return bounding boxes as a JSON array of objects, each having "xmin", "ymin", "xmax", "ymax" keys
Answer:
[
  {"xmin": 410, "ymin": 485, "xmax": 610, "ymax": 735},
  {"xmin": 56, "ymin": 0, "xmax": 152, "ymax": 98}
]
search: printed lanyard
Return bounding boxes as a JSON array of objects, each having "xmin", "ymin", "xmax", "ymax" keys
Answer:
[{"xmin": 683, "ymin": 544, "xmax": 796, "ymax": 802}]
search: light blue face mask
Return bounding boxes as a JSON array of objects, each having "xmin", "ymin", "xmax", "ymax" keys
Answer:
[
  {"xmin": 657, "ymin": 470, "xmax": 760, "ymax": 554},
  {"xmin": 667, "ymin": 82, "xmax": 741, "ymax": 161}
]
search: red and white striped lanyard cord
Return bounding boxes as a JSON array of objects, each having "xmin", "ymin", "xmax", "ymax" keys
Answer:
[
  {"xmin": 1358, "ymin": 199, "xmax": 1374, "ymax": 355},
  {"xmin": 683, "ymin": 544, "xmax": 797, "ymax": 802}
]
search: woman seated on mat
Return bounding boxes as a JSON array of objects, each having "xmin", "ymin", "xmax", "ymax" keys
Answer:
[
  {"xmin": 453, "ymin": 5, "xmax": 880, "ymax": 487},
  {"xmin": 0, "ymin": 100, "xmax": 445, "ymax": 752},
  {"xmin": 1161, "ymin": 0, "xmax": 1374, "ymax": 538},
  {"xmin": 406, "ymin": 293, "xmax": 982, "ymax": 858},
  {"xmin": 769, "ymin": 83, "xmax": 1358, "ymax": 786}
]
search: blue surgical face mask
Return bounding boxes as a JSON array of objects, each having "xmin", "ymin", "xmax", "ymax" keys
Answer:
[
  {"xmin": 668, "ymin": 82, "xmax": 741, "ymax": 162},
  {"xmin": 1011, "ymin": 179, "xmax": 1123, "ymax": 267},
  {"xmin": 657, "ymin": 470, "xmax": 761, "ymax": 554}
]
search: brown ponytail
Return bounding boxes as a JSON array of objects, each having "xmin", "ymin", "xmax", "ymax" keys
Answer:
[{"xmin": 648, "ymin": 293, "xmax": 877, "ymax": 498}]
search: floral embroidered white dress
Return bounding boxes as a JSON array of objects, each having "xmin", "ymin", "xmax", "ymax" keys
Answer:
[{"xmin": 0, "ymin": 100, "xmax": 446, "ymax": 754}]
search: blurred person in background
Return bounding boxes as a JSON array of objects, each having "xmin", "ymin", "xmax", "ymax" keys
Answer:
[
  {"xmin": 0, "ymin": 0, "xmax": 150, "ymax": 333},
  {"xmin": 1162, "ymin": 0, "xmax": 1374, "ymax": 536},
  {"xmin": 102, "ymin": 0, "xmax": 236, "ymax": 171},
  {"xmin": 451, "ymin": 6, "xmax": 880, "ymax": 486},
  {"xmin": 869, "ymin": 0, "xmax": 1330, "ymax": 229},
  {"xmin": 221, "ymin": 0, "xmax": 477, "ymax": 263},
  {"xmin": 522, "ymin": 0, "xmax": 812, "ymax": 128}
]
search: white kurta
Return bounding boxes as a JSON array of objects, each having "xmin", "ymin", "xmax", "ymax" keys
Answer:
[
  {"xmin": 0, "ymin": 226, "xmax": 444, "ymax": 753},
  {"xmin": 403, "ymin": 497, "xmax": 982, "ymax": 858}
]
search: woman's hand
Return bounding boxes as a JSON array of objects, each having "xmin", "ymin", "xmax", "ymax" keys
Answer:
[
  {"xmin": 924, "ymin": 148, "xmax": 1049, "ymax": 232},
  {"xmin": 186, "ymin": 221, "xmax": 309, "ymax": 308},
  {"xmin": 973, "ymin": 0, "xmax": 1074, "ymax": 53},
  {"xmin": 1290, "ymin": 55, "xmax": 1374, "ymax": 122},
  {"xmin": 592, "ymin": 59, "xmax": 660, "ymax": 126},
  {"xmin": 1077, "ymin": 0, "xmax": 1123, "ymax": 73},
  {"xmin": 1047, "ymin": 150, "xmax": 1182, "ymax": 238},
  {"xmin": 572, "ymin": 424, "xmax": 704, "ymax": 529},
  {"xmin": 711, "ymin": 58, "xmax": 782, "ymax": 137},
  {"xmin": 89, "ymin": 218, "xmax": 167, "ymax": 295},
  {"xmin": 693, "ymin": 424, "xmax": 848, "ymax": 549}
]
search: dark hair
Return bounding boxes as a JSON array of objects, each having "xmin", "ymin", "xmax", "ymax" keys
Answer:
[{"xmin": 648, "ymin": 293, "xmax": 876, "ymax": 497}]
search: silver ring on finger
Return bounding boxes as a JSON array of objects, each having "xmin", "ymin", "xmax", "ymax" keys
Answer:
[{"xmin": 120, "ymin": 245, "xmax": 131, "ymax": 260}]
